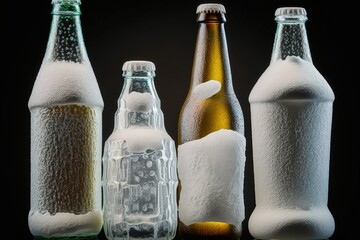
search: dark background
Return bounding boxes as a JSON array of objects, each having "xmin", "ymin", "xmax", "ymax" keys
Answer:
[{"xmin": 4, "ymin": 0, "xmax": 357, "ymax": 239}]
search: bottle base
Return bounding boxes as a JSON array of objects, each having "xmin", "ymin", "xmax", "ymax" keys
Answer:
[
  {"xmin": 178, "ymin": 222, "xmax": 241, "ymax": 240},
  {"xmin": 248, "ymin": 207, "xmax": 335, "ymax": 239},
  {"xmin": 33, "ymin": 235, "xmax": 99, "ymax": 240},
  {"xmin": 28, "ymin": 210, "xmax": 103, "ymax": 239}
]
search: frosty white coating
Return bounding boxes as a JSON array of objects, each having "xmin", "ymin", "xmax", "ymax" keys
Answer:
[
  {"xmin": 28, "ymin": 61, "xmax": 104, "ymax": 108},
  {"xmin": 249, "ymin": 56, "xmax": 334, "ymax": 102},
  {"xmin": 178, "ymin": 129, "xmax": 246, "ymax": 228},
  {"xmin": 248, "ymin": 56, "xmax": 335, "ymax": 239},
  {"xmin": 192, "ymin": 80, "xmax": 221, "ymax": 99},
  {"xmin": 126, "ymin": 92, "xmax": 154, "ymax": 112},
  {"xmin": 108, "ymin": 128, "xmax": 171, "ymax": 152},
  {"xmin": 28, "ymin": 211, "xmax": 103, "ymax": 238}
]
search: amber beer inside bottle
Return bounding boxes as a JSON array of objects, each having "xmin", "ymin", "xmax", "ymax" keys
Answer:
[{"xmin": 177, "ymin": 4, "xmax": 244, "ymax": 240}]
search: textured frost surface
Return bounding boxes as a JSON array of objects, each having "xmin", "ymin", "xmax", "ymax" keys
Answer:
[
  {"xmin": 102, "ymin": 138, "xmax": 178, "ymax": 239},
  {"xmin": 28, "ymin": 61, "xmax": 104, "ymax": 108},
  {"xmin": 249, "ymin": 56, "xmax": 334, "ymax": 102},
  {"xmin": 30, "ymin": 105, "xmax": 102, "ymax": 215},
  {"xmin": 28, "ymin": 210, "xmax": 103, "ymax": 238},
  {"xmin": 178, "ymin": 129, "xmax": 246, "ymax": 227},
  {"xmin": 248, "ymin": 56, "xmax": 335, "ymax": 238},
  {"xmin": 126, "ymin": 92, "xmax": 153, "ymax": 112},
  {"xmin": 249, "ymin": 207, "xmax": 335, "ymax": 239},
  {"xmin": 108, "ymin": 129, "xmax": 171, "ymax": 152},
  {"xmin": 192, "ymin": 80, "xmax": 221, "ymax": 99}
]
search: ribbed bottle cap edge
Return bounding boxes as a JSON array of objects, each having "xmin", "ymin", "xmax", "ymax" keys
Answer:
[
  {"xmin": 122, "ymin": 61, "xmax": 156, "ymax": 72},
  {"xmin": 52, "ymin": 0, "xmax": 81, "ymax": 4},
  {"xmin": 275, "ymin": 7, "xmax": 307, "ymax": 16},
  {"xmin": 196, "ymin": 3, "xmax": 226, "ymax": 14}
]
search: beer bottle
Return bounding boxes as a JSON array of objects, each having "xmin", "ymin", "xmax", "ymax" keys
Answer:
[
  {"xmin": 248, "ymin": 7, "xmax": 335, "ymax": 239},
  {"xmin": 177, "ymin": 3, "xmax": 246, "ymax": 240},
  {"xmin": 28, "ymin": 0, "xmax": 104, "ymax": 238}
]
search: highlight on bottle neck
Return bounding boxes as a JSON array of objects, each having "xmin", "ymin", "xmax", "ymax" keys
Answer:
[
  {"xmin": 196, "ymin": 3, "xmax": 226, "ymax": 22},
  {"xmin": 52, "ymin": 0, "xmax": 81, "ymax": 15}
]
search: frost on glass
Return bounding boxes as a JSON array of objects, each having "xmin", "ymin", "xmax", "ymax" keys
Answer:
[
  {"xmin": 28, "ymin": 104, "xmax": 103, "ymax": 237},
  {"xmin": 103, "ymin": 139, "xmax": 178, "ymax": 240},
  {"xmin": 102, "ymin": 61, "xmax": 178, "ymax": 240}
]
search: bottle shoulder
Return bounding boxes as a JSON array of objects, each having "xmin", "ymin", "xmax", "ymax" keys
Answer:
[
  {"xmin": 249, "ymin": 56, "xmax": 335, "ymax": 103},
  {"xmin": 106, "ymin": 128, "xmax": 174, "ymax": 152},
  {"xmin": 28, "ymin": 61, "xmax": 104, "ymax": 109}
]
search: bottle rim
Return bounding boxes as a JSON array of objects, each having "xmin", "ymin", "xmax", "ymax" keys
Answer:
[
  {"xmin": 122, "ymin": 60, "xmax": 156, "ymax": 72},
  {"xmin": 196, "ymin": 3, "xmax": 226, "ymax": 14},
  {"xmin": 275, "ymin": 7, "xmax": 307, "ymax": 16},
  {"xmin": 52, "ymin": 0, "xmax": 81, "ymax": 5}
]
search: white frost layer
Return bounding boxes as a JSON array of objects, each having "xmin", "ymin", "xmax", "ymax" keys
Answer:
[
  {"xmin": 249, "ymin": 207, "xmax": 335, "ymax": 239},
  {"xmin": 28, "ymin": 61, "xmax": 104, "ymax": 108},
  {"xmin": 126, "ymin": 91, "xmax": 153, "ymax": 112},
  {"xmin": 248, "ymin": 56, "xmax": 335, "ymax": 238},
  {"xmin": 178, "ymin": 129, "xmax": 246, "ymax": 227},
  {"xmin": 249, "ymin": 56, "xmax": 334, "ymax": 103},
  {"xmin": 28, "ymin": 210, "xmax": 103, "ymax": 238},
  {"xmin": 192, "ymin": 80, "xmax": 221, "ymax": 99},
  {"xmin": 108, "ymin": 128, "xmax": 171, "ymax": 152}
]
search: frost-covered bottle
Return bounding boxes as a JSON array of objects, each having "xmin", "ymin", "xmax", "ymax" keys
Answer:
[
  {"xmin": 248, "ymin": 7, "xmax": 335, "ymax": 239},
  {"xmin": 102, "ymin": 60, "xmax": 178, "ymax": 240},
  {"xmin": 177, "ymin": 3, "xmax": 246, "ymax": 240},
  {"xmin": 27, "ymin": 0, "xmax": 104, "ymax": 238}
]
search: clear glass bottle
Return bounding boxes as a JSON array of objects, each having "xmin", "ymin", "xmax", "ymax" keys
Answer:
[
  {"xmin": 177, "ymin": 3, "xmax": 246, "ymax": 240},
  {"xmin": 248, "ymin": 7, "xmax": 335, "ymax": 239},
  {"xmin": 27, "ymin": 0, "xmax": 104, "ymax": 238},
  {"xmin": 102, "ymin": 60, "xmax": 178, "ymax": 240}
]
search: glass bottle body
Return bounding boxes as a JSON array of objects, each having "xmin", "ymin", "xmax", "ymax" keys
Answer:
[
  {"xmin": 248, "ymin": 7, "xmax": 335, "ymax": 239},
  {"xmin": 177, "ymin": 4, "xmax": 246, "ymax": 240},
  {"xmin": 102, "ymin": 62, "xmax": 178, "ymax": 240},
  {"xmin": 28, "ymin": 1, "xmax": 103, "ymax": 238}
]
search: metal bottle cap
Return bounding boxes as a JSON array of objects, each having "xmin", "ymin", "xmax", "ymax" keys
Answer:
[
  {"xmin": 52, "ymin": 0, "xmax": 81, "ymax": 4},
  {"xmin": 196, "ymin": 3, "xmax": 226, "ymax": 14},
  {"xmin": 275, "ymin": 7, "xmax": 307, "ymax": 16},
  {"xmin": 122, "ymin": 61, "xmax": 156, "ymax": 72}
]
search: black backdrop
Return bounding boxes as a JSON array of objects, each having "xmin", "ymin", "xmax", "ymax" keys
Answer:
[{"xmin": 4, "ymin": 0, "xmax": 357, "ymax": 239}]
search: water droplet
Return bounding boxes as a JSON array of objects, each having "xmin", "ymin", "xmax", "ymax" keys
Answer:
[{"xmin": 146, "ymin": 161, "xmax": 153, "ymax": 168}]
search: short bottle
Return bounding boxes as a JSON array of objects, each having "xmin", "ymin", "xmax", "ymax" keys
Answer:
[
  {"xmin": 248, "ymin": 7, "xmax": 335, "ymax": 239},
  {"xmin": 28, "ymin": 0, "xmax": 104, "ymax": 238},
  {"xmin": 177, "ymin": 3, "xmax": 246, "ymax": 240},
  {"xmin": 102, "ymin": 60, "xmax": 178, "ymax": 240}
]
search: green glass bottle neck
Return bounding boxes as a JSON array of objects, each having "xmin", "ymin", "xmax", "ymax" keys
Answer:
[
  {"xmin": 52, "ymin": 1, "xmax": 81, "ymax": 15},
  {"xmin": 42, "ymin": 3, "xmax": 89, "ymax": 64},
  {"xmin": 271, "ymin": 16, "xmax": 312, "ymax": 64}
]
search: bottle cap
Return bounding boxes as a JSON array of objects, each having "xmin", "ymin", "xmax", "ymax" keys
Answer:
[
  {"xmin": 196, "ymin": 3, "xmax": 226, "ymax": 14},
  {"xmin": 52, "ymin": 0, "xmax": 81, "ymax": 4},
  {"xmin": 122, "ymin": 61, "xmax": 156, "ymax": 72},
  {"xmin": 275, "ymin": 7, "xmax": 307, "ymax": 16}
]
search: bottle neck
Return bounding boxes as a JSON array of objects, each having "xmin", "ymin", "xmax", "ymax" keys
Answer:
[
  {"xmin": 191, "ymin": 12, "xmax": 234, "ymax": 93},
  {"xmin": 271, "ymin": 15, "xmax": 312, "ymax": 64},
  {"xmin": 114, "ymin": 71, "xmax": 165, "ymax": 131},
  {"xmin": 42, "ymin": 2, "xmax": 89, "ymax": 64}
]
